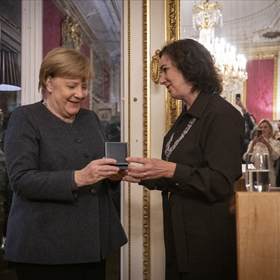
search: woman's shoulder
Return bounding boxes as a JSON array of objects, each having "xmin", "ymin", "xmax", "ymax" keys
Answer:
[
  {"xmin": 209, "ymin": 93, "xmax": 243, "ymax": 118},
  {"xmin": 10, "ymin": 101, "xmax": 43, "ymax": 118},
  {"xmin": 76, "ymin": 108, "xmax": 102, "ymax": 127},
  {"xmin": 270, "ymin": 137, "xmax": 280, "ymax": 146},
  {"xmin": 211, "ymin": 93, "xmax": 234, "ymax": 108}
]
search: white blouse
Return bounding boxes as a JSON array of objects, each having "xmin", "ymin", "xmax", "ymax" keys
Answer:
[{"xmin": 243, "ymin": 138, "xmax": 280, "ymax": 187}]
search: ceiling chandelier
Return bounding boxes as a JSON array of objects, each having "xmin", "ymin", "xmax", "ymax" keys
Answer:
[{"xmin": 192, "ymin": 0, "xmax": 248, "ymax": 89}]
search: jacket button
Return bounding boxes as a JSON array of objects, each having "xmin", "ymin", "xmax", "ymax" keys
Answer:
[
  {"xmin": 84, "ymin": 153, "xmax": 89, "ymax": 158},
  {"xmin": 75, "ymin": 138, "xmax": 82, "ymax": 143},
  {"xmin": 91, "ymin": 189, "xmax": 97, "ymax": 194}
]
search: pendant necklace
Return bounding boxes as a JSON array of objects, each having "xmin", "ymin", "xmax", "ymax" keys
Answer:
[{"xmin": 164, "ymin": 117, "xmax": 196, "ymax": 161}]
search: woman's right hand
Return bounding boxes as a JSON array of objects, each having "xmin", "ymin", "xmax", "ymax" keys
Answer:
[{"xmin": 74, "ymin": 158, "xmax": 120, "ymax": 187}]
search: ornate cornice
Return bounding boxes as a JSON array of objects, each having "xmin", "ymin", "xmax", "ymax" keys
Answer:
[
  {"xmin": 240, "ymin": 45, "xmax": 280, "ymax": 60},
  {"xmin": 52, "ymin": 0, "xmax": 109, "ymax": 64}
]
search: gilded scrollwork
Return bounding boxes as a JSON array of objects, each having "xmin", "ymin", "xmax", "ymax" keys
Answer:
[
  {"xmin": 165, "ymin": 0, "xmax": 181, "ymax": 132},
  {"xmin": 150, "ymin": 49, "xmax": 161, "ymax": 84},
  {"xmin": 61, "ymin": 16, "xmax": 83, "ymax": 51},
  {"xmin": 168, "ymin": 0, "xmax": 178, "ymax": 43}
]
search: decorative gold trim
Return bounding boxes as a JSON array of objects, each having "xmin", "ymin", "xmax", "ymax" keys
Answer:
[
  {"xmin": 165, "ymin": 0, "xmax": 180, "ymax": 43},
  {"xmin": 240, "ymin": 45, "xmax": 280, "ymax": 60},
  {"xmin": 165, "ymin": 0, "xmax": 181, "ymax": 132},
  {"xmin": 143, "ymin": 1, "xmax": 151, "ymax": 279},
  {"xmin": 150, "ymin": 49, "xmax": 161, "ymax": 84},
  {"xmin": 127, "ymin": 1, "xmax": 131, "ymax": 280},
  {"xmin": 61, "ymin": 16, "xmax": 82, "ymax": 51}
]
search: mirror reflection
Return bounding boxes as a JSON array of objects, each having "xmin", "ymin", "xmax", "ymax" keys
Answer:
[{"xmin": 180, "ymin": 0, "xmax": 280, "ymax": 124}]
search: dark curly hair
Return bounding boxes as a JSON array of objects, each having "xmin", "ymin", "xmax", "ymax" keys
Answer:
[{"xmin": 159, "ymin": 39, "xmax": 223, "ymax": 94}]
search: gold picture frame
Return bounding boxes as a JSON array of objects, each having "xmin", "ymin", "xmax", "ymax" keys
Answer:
[{"xmin": 165, "ymin": 0, "xmax": 182, "ymax": 132}]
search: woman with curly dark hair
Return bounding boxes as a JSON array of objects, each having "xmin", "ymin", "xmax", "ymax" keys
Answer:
[{"xmin": 124, "ymin": 39, "xmax": 244, "ymax": 280}]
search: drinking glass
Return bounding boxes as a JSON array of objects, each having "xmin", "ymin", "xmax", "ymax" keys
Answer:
[{"xmin": 245, "ymin": 153, "xmax": 270, "ymax": 192}]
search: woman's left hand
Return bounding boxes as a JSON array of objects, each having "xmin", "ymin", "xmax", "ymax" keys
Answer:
[
  {"xmin": 122, "ymin": 157, "xmax": 176, "ymax": 181},
  {"xmin": 109, "ymin": 170, "xmax": 127, "ymax": 181}
]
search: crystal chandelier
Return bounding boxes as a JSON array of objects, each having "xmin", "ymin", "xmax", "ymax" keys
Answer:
[{"xmin": 192, "ymin": 0, "xmax": 248, "ymax": 90}]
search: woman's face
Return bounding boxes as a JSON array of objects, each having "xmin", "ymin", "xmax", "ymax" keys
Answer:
[
  {"xmin": 258, "ymin": 121, "xmax": 271, "ymax": 139},
  {"xmin": 159, "ymin": 54, "xmax": 193, "ymax": 103},
  {"xmin": 46, "ymin": 76, "xmax": 88, "ymax": 118}
]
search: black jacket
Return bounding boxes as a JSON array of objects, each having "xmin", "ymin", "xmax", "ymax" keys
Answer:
[{"xmin": 142, "ymin": 92, "xmax": 244, "ymax": 280}]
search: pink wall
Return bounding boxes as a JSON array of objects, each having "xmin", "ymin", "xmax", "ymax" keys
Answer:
[{"xmin": 246, "ymin": 59, "xmax": 274, "ymax": 124}]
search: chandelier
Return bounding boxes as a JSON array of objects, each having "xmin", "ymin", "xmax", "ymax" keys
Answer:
[{"xmin": 192, "ymin": 0, "xmax": 248, "ymax": 89}]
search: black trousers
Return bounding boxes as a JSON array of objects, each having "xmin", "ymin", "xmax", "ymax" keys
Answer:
[{"xmin": 12, "ymin": 260, "xmax": 106, "ymax": 280}]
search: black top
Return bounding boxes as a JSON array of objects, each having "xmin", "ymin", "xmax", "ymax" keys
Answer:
[{"xmin": 142, "ymin": 91, "xmax": 245, "ymax": 280}]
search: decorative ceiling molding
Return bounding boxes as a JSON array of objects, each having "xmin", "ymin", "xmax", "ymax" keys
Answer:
[
  {"xmin": 52, "ymin": 0, "xmax": 107, "ymax": 58},
  {"xmin": 240, "ymin": 45, "xmax": 280, "ymax": 60}
]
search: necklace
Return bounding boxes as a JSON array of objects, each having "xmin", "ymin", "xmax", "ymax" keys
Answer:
[
  {"xmin": 43, "ymin": 100, "xmax": 76, "ymax": 123},
  {"xmin": 164, "ymin": 117, "xmax": 196, "ymax": 161}
]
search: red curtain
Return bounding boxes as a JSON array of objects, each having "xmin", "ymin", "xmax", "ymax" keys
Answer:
[{"xmin": 246, "ymin": 59, "xmax": 274, "ymax": 124}]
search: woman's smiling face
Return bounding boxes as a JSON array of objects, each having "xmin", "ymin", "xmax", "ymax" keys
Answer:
[
  {"xmin": 46, "ymin": 76, "xmax": 89, "ymax": 119},
  {"xmin": 258, "ymin": 121, "xmax": 272, "ymax": 139}
]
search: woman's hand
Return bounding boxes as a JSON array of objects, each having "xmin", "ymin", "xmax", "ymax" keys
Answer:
[
  {"xmin": 257, "ymin": 135, "xmax": 268, "ymax": 144},
  {"xmin": 75, "ymin": 158, "xmax": 120, "ymax": 187},
  {"xmin": 122, "ymin": 157, "xmax": 176, "ymax": 182},
  {"xmin": 250, "ymin": 135, "xmax": 273, "ymax": 154},
  {"xmin": 109, "ymin": 170, "xmax": 127, "ymax": 181},
  {"xmin": 258, "ymin": 135, "xmax": 273, "ymax": 153}
]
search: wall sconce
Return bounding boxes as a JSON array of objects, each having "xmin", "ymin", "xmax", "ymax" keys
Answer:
[{"xmin": 0, "ymin": 50, "xmax": 21, "ymax": 91}]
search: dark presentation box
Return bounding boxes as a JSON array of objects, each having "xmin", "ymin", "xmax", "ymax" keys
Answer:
[{"xmin": 105, "ymin": 142, "xmax": 128, "ymax": 170}]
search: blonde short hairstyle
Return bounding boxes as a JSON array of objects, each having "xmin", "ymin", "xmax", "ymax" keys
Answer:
[
  {"xmin": 38, "ymin": 47, "xmax": 94, "ymax": 94},
  {"xmin": 258, "ymin": 118, "xmax": 274, "ymax": 138}
]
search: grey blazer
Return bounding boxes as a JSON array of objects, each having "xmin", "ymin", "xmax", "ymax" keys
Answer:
[{"xmin": 4, "ymin": 102, "xmax": 127, "ymax": 264}]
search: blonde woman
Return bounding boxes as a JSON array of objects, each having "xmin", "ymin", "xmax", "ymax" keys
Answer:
[
  {"xmin": 4, "ymin": 48, "xmax": 127, "ymax": 280},
  {"xmin": 243, "ymin": 118, "xmax": 280, "ymax": 187}
]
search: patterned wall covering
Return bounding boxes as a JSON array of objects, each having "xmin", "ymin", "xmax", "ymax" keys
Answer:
[{"xmin": 246, "ymin": 59, "xmax": 275, "ymax": 124}]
